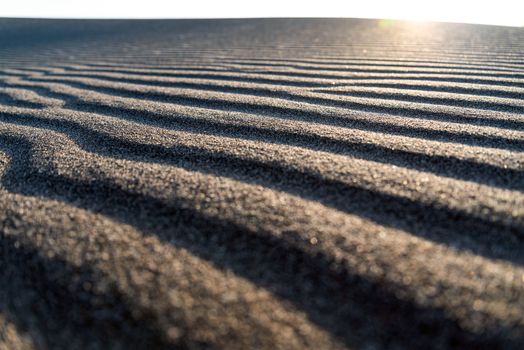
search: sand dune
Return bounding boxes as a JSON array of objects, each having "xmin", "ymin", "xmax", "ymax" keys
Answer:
[{"xmin": 0, "ymin": 18, "xmax": 523, "ymax": 349}]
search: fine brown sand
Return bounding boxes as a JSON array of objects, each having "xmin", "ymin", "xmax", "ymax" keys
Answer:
[{"xmin": 0, "ymin": 18, "xmax": 523, "ymax": 349}]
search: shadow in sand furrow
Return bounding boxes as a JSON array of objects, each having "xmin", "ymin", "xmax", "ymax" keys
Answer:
[
  {"xmin": 312, "ymin": 89, "xmax": 524, "ymax": 114},
  {"xmin": 226, "ymin": 64, "xmax": 524, "ymax": 79},
  {"xmin": 59, "ymin": 65, "xmax": 524, "ymax": 89},
  {"xmin": 51, "ymin": 71, "xmax": 331, "ymax": 88},
  {"xmin": 318, "ymin": 51, "xmax": 524, "ymax": 62},
  {"xmin": 36, "ymin": 71, "xmax": 524, "ymax": 119},
  {"xmin": 0, "ymin": 71, "xmax": 37, "ymax": 78},
  {"xmin": 330, "ymin": 82, "xmax": 524, "ymax": 100},
  {"xmin": 65, "ymin": 63, "xmax": 524, "ymax": 79},
  {"xmin": 65, "ymin": 66, "xmax": 233, "ymax": 74},
  {"xmin": 0, "ymin": 92, "xmax": 45, "ymax": 110},
  {"xmin": 218, "ymin": 58, "xmax": 524, "ymax": 74},
  {"xmin": 0, "ymin": 229, "xmax": 168, "ymax": 349},
  {"xmin": 0, "ymin": 135, "xmax": 520, "ymax": 350},
  {"xmin": 0, "ymin": 112, "xmax": 521, "ymax": 266},
  {"xmin": 79, "ymin": 60, "xmax": 524, "ymax": 74},
  {"xmin": 62, "ymin": 66, "xmax": 252, "ymax": 75},
  {"xmin": 219, "ymin": 56, "xmax": 524, "ymax": 69},
  {"xmin": 14, "ymin": 79, "xmax": 524, "ymax": 151}
]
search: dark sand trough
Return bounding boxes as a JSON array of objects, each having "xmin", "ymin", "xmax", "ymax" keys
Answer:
[{"xmin": 0, "ymin": 18, "xmax": 523, "ymax": 349}]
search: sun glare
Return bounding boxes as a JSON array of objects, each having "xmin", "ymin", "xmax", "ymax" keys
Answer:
[{"xmin": 368, "ymin": 0, "xmax": 522, "ymax": 26}]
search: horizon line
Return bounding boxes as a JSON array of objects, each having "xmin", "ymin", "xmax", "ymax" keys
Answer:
[{"xmin": 0, "ymin": 16, "xmax": 522, "ymax": 28}]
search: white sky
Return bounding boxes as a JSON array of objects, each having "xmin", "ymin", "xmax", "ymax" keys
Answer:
[{"xmin": 1, "ymin": 0, "xmax": 523, "ymax": 27}]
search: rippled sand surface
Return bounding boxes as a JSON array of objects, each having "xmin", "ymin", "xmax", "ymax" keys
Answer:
[{"xmin": 0, "ymin": 18, "xmax": 523, "ymax": 349}]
